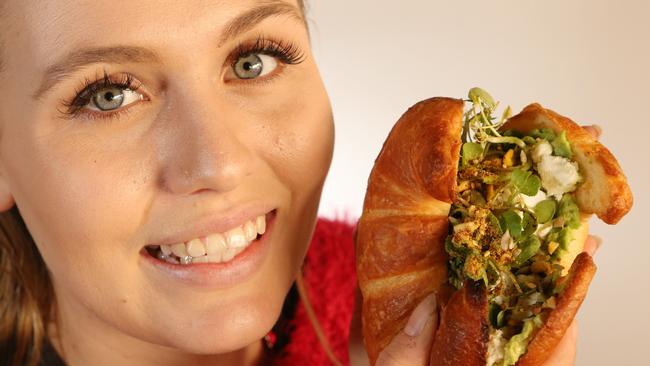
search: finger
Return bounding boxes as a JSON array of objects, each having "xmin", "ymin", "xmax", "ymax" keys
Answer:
[
  {"xmin": 376, "ymin": 294, "xmax": 438, "ymax": 366},
  {"xmin": 581, "ymin": 124, "xmax": 602, "ymax": 140},
  {"xmin": 540, "ymin": 319, "xmax": 578, "ymax": 366},
  {"xmin": 349, "ymin": 287, "xmax": 371, "ymax": 366},
  {"xmin": 582, "ymin": 235, "xmax": 603, "ymax": 256}
]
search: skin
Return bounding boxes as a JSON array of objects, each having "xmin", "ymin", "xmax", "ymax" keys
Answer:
[
  {"xmin": 0, "ymin": 0, "xmax": 595, "ymax": 365},
  {"xmin": 0, "ymin": 0, "xmax": 333, "ymax": 365}
]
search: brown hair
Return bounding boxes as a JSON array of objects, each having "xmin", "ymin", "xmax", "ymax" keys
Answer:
[
  {"xmin": 1, "ymin": 2, "xmax": 54, "ymax": 363},
  {"xmin": 0, "ymin": 1, "xmax": 311, "ymax": 365},
  {"xmin": 0, "ymin": 207, "xmax": 54, "ymax": 366}
]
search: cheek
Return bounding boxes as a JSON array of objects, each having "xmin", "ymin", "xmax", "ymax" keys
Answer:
[
  {"xmin": 3, "ymin": 125, "xmax": 155, "ymax": 294},
  {"xmin": 254, "ymin": 78, "xmax": 335, "ymax": 197},
  {"xmin": 254, "ymin": 76, "xmax": 335, "ymax": 272}
]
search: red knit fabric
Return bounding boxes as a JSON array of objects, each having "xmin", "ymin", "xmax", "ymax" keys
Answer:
[{"xmin": 270, "ymin": 217, "xmax": 358, "ymax": 366}]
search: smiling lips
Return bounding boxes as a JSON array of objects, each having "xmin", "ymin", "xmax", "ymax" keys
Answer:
[{"xmin": 146, "ymin": 214, "xmax": 267, "ymax": 265}]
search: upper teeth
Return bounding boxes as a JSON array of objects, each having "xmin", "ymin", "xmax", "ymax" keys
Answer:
[{"xmin": 154, "ymin": 214, "xmax": 266, "ymax": 265}]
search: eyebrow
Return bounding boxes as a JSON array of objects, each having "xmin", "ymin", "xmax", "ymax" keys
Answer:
[
  {"xmin": 31, "ymin": 0, "xmax": 303, "ymax": 101},
  {"xmin": 219, "ymin": 1, "xmax": 304, "ymax": 46},
  {"xmin": 31, "ymin": 47, "xmax": 160, "ymax": 101}
]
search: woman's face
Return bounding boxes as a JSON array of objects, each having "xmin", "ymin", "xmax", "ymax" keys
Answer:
[{"xmin": 0, "ymin": 0, "xmax": 333, "ymax": 357}]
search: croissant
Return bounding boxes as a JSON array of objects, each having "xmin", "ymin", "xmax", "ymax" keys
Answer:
[{"xmin": 356, "ymin": 94, "xmax": 632, "ymax": 366}]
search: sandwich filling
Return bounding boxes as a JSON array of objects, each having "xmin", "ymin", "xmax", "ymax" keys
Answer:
[{"xmin": 444, "ymin": 88, "xmax": 583, "ymax": 366}]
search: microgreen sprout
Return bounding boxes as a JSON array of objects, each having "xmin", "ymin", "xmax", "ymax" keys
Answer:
[{"xmin": 463, "ymin": 87, "xmax": 521, "ymax": 149}]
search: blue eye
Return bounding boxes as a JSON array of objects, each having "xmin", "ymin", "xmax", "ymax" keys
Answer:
[
  {"xmin": 232, "ymin": 53, "xmax": 278, "ymax": 79},
  {"xmin": 61, "ymin": 72, "xmax": 146, "ymax": 119},
  {"xmin": 90, "ymin": 86, "xmax": 142, "ymax": 111}
]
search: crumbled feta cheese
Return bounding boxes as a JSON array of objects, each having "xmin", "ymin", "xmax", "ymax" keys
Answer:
[
  {"xmin": 519, "ymin": 189, "xmax": 547, "ymax": 210},
  {"xmin": 536, "ymin": 155, "xmax": 580, "ymax": 199},
  {"xmin": 526, "ymin": 292, "xmax": 545, "ymax": 306},
  {"xmin": 493, "ymin": 295, "xmax": 505, "ymax": 305},
  {"xmin": 501, "ymin": 231, "xmax": 513, "ymax": 250},
  {"xmin": 531, "ymin": 140, "xmax": 552, "ymax": 163},
  {"xmin": 535, "ymin": 224, "xmax": 553, "ymax": 239},
  {"xmin": 487, "ymin": 329, "xmax": 506, "ymax": 366}
]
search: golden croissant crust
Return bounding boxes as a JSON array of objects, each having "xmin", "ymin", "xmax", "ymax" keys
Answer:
[
  {"xmin": 356, "ymin": 97, "xmax": 464, "ymax": 364},
  {"xmin": 356, "ymin": 97, "xmax": 632, "ymax": 365}
]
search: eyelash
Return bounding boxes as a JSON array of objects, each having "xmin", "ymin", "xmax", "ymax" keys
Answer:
[
  {"xmin": 229, "ymin": 36, "xmax": 305, "ymax": 67},
  {"xmin": 58, "ymin": 72, "xmax": 143, "ymax": 121},
  {"xmin": 59, "ymin": 36, "xmax": 306, "ymax": 121}
]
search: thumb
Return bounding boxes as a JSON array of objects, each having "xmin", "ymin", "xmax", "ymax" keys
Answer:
[{"xmin": 376, "ymin": 293, "xmax": 438, "ymax": 366}]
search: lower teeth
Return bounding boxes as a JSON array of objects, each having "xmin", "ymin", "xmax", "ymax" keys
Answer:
[{"xmin": 155, "ymin": 250, "xmax": 181, "ymax": 264}]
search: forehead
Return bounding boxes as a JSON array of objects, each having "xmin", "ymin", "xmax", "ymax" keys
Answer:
[{"xmin": 2, "ymin": 0, "xmax": 301, "ymax": 71}]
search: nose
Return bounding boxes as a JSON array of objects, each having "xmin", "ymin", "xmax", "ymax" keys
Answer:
[{"xmin": 156, "ymin": 90, "xmax": 254, "ymax": 196}]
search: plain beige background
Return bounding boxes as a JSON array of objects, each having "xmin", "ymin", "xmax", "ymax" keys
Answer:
[{"xmin": 309, "ymin": 0, "xmax": 649, "ymax": 365}]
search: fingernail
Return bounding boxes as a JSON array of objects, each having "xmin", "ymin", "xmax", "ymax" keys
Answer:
[
  {"xmin": 584, "ymin": 235, "xmax": 603, "ymax": 256},
  {"xmin": 404, "ymin": 293, "xmax": 436, "ymax": 337},
  {"xmin": 592, "ymin": 235, "xmax": 603, "ymax": 250},
  {"xmin": 589, "ymin": 124, "xmax": 603, "ymax": 138}
]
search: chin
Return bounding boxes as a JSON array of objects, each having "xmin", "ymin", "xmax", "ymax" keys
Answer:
[{"xmin": 142, "ymin": 289, "xmax": 285, "ymax": 355}]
